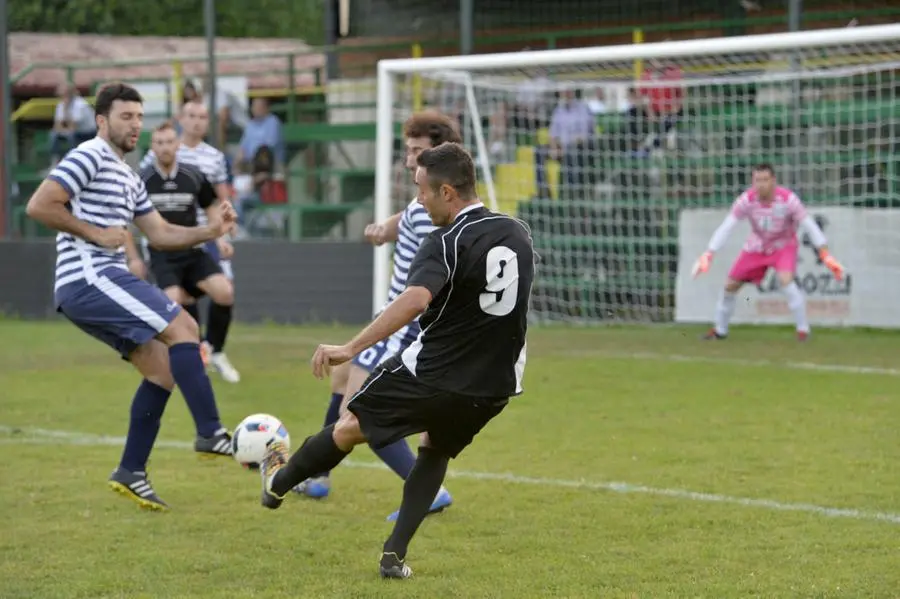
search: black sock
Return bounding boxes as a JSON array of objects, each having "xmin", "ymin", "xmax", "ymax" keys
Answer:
[
  {"xmin": 206, "ymin": 303, "xmax": 232, "ymax": 353},
  {"xmin": 184, "ymin": 303, "xmax": 201, "ymax": 329},
  {"xmin": 271, "ymin": 425, "xmax": 350, "ymax": 496},
  {"xmin": 383, "ymin": 446, "xmax": 449, "ymax": 560}
]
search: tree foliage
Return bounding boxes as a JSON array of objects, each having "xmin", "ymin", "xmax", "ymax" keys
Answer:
[{"xmin": 10, "ymin": 0, "xmax": 324, "ymax": 43}]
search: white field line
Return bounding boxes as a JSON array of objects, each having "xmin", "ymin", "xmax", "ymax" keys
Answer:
[
  {"xmin": 1, "ymin": 425, "xmax": 898, "ymax": 525},
  {"xmin": 561, "ymin": 350, "xmax": 900, "ymax": 377},
  {"xmin": 229, "ymin": 333, "xmax": 900, "ymax": 377}
]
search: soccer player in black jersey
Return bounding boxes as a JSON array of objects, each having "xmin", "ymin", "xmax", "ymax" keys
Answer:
[
  {"xmin": 128, "ymin": 122, "xmax": 236, "ymax": 383},
  {"xmin": 254, "ymin": 142, "xmax": 535, "ymax": 579}
]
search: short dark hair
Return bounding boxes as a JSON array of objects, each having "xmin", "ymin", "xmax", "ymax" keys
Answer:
[
  {"xmin": 94, "ymin": 82, "xmax": 143, "ymax": 117},
  {"xmin": 154, "ymin": 121, "xmax": 176, "ymax": 134},
  {"xmin": 404, "ymin": 110, "xmax": 462, "ymax": 147},
  {"xmin": 753, "ymin": 163, "xmax": 776, "ymax": 176},
  {"xmin": 416, "ymin": 142, "xmax": 477, "ymax": 200}
]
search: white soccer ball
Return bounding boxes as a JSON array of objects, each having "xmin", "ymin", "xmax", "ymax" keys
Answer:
[{"xmin": 231, "ymin": 413, "xmax": 290, "ymax": 467}]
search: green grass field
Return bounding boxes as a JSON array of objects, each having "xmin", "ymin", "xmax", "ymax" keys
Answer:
[{"xmin": 1, "ymin": 320, "xmax": 898, "ymax": 598}]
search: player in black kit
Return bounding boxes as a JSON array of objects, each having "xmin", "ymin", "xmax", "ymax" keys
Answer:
[
  {"xmin": 127, "ymin": 122, "xmax": 235, "ymax": 325},
  {"xmin": 253, "ymin": 142, "xmax": 535, "ymax": 579}
]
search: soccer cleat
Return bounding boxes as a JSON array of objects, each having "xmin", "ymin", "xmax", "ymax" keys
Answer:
[
  {"xmin": 195, "ymin": 430, "xmax": 233, "ymax": 458},
  {"xmin": 797, "ymin": 330, "xmax": 809, "ymax": 342},
  {"xmin": 259, "ymin": 440, "xmax": 289, "ymax": 510},
  {"xmin": 386, "ymin": 487, "xmax": 453, "ymax": 522},
  {"xmin": 702, "ymin": 328, "xmax": 727, "ymax": 340},
  {"xmin": 380, "ymin": 552, "xmax": 413, "ymax": 579},
  {"xmin": 292, "ymin": 476, "xmax": 331, "ymax": 499},
  {"xmin": 108, "ymin": 467, "xmax": 169, "ymax": 512},
  {"xmin": 210, "ymin": 352, "xmax": 241, "ymax": 383}
]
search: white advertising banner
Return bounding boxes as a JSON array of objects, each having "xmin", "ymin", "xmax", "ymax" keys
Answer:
[{"xmin": 675, "ymin": 208, "xmax": 900, "ymax": 328}]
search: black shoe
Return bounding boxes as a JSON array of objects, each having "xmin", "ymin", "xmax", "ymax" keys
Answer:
[
  {"xmin": 380, "ymin": 552, "xmax": 413, "ymax": 579},
  {"xmin": 259, "ymin": 440, "xmax": 289, "ymax": 510},
  {"xmin": 108, "ymin": 467, "xmax": 169, "ymax": 511},
  {"xmin": 195, "ymin": 430, "xmax": 233, "ymax": 458},
  {"xmin": 702, "ymin": 328, "xmax": 727, "ymax": 340}
]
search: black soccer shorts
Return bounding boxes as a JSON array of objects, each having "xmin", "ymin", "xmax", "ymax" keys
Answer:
[
  {"xmin": 149, "ymin": 248, "xmax": 222, "ymax": 295},
  {"xmin": 346, "ymin": 357, "xmax": 508, "ymax": 459}
]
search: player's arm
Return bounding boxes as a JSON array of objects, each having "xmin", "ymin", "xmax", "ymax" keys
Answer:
[
  {"xmin": 344, "ymin": 287, "xmax": 432, "ymax": 359},
  {"xmin": 311, "ymin": 235, "xmax": 447, "ymax": 378},
  {"xmin": 691, "ymin": 199, "xmax": 745, "ymax": 278},
  {"xmin": 25, "ymin": 151, "xmax": 125, "ymax": 249},
  {"xmin": 348, "ymin": 234, "xmax": 445, "ymax": 353},
  {"xmin": 797, "ymin": 208, "xmax": 845, "ymax": 280},
  {"xmin": 364, "ymin": 211, "xmax": 403, "ymax": 245}
]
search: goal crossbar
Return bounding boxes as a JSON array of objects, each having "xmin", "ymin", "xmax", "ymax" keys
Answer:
[{"xmin": 378, "ymin": 23, "xmax": 900, "ymax": 74}]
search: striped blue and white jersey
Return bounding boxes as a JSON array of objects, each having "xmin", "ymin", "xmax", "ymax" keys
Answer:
[
  {"xmin": 139, "ymin": 142, "xmax": 227, "ymax": 226},
  {"xmin": 48, "ymin": 137, "xmax": 154, "ymax": 300},
  {"xmin": 386, "ymin": 198, "xmax": 436, "ymax": 305},
  {"xmin": 374, "ymin": 197, "xmax": 434, "ymax": 348}
]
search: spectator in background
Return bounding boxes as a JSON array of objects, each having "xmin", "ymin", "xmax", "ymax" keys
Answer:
[
  {"xmin": 182, "ymin": 81, "xmax": 200, "ymax": 105},
  {"xmin": 587, "ymin": 87, "xmax": 609, "ymax": 115},
  {"xmin": 199, "ymin": 76, "xmax": 249, "ymax": 149},
  {"xmin": 48, "ymin": 83, "xmax": 96, "ymax": 166},
  {"xmin": 237, "ymin": 98, "xmax": 284, "ymax": 167},
  {"xmin": 640, "ymin": 60, "xmax": 684, "ymax": 150},
  {"xmin": 622, "ymin": 87, "xmax": 651, "ymax": 154},
  {"xmin": 513, "ymin": 66, "xmax": 552, "ymax": 133},
  {"xmin": 534, "ymin": 88, "xmax": 597, "ymax": 199}
]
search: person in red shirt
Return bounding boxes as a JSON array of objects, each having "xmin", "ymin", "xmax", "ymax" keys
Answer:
[{"xmin": 640, "ymin": 60, "xmax": 684, "ymax": 148}]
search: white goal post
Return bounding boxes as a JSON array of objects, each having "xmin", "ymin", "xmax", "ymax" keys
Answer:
[{"xmin": 373, "ymin": 24, "xmax": 900, "ymax": 324}]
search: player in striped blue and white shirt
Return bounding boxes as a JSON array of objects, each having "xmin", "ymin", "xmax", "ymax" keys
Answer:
[
  {"xmin": 26, "ymin": 83, "xmax": 238, "ymax": 512},
  {"xmin": 293, "ymin": 111, "xmax": 461, "ymax": 521},
  {"xmin": 139, "ymin": 100, "xmax": 240, "ymax": 383}
]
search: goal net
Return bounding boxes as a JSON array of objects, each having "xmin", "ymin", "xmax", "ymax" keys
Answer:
[{"xmin": 373, "ymin": 24, "xmax": 900, "ymax": 325}]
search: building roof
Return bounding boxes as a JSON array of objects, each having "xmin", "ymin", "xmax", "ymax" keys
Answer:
[{"xmin": 10, "ymin": 32, "xmax": 326, "ymax": 94}]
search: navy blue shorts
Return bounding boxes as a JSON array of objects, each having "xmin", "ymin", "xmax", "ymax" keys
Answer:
[
  {"xmin": 203, "ymin": 240, "xmax": 233, "ymax": 280},
  {"xmin": 57, "ymin": 268, "xmax": 181, "ymax": 359},
  {"xmin": 351, "ymin": 323, "xmax": 420, "ymax": 373},
  {"xmin": 203, "ymin": 240, "xmax": 221, "ymax": 263}
]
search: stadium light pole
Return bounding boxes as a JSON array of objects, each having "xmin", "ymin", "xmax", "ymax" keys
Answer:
[
  {"xmin": 788, "ymin": 0, "xmax": 802, "ymax": 188},
  {"xmin": 0, "ymin": 0, "xmax": 11, "ymax": 238},
  {"xmin": 460, "ymin": 0, "xmax": 473, "ymax": 55},
  {"xmin": 204, "ymin": 0, "xmax": 218, "ymax": 148}
]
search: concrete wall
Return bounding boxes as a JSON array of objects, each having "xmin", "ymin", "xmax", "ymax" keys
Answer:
[{"xmin": 0, "ymin": 240, "xmax": 375, "ymax": 324}]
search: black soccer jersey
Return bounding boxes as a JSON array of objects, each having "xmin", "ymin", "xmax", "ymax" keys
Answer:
[
  {"xmin": 400, "ymin": 204, "xmax": 534, "ymax": 398},
  {"xmin": 139, "ymin": 161, "xmax": 215, "ymax": 228}
]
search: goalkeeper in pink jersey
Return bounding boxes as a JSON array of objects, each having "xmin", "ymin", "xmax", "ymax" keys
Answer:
[{"xmin": 691, "ymin": 164, "xmax": 845, "ymax": 341}]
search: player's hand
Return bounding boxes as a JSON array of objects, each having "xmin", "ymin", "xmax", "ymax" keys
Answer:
[
  {"xmin": 691, "ymin": 251, "xmax": 713, "ymax": 278},
  {"xmin": 819, "ymin": 249, "xmax": 845, "ymax": 281},
  {"xmin": 91, "ymin": 226, "xmax": 129, "ymax": 250},
  {"xmin": 217, "ymin": 238, "xmax": 234, "ymax": 259},
  {"xmin": 128, "ymin": 258, "xmax": 147, "ymax": 280},
  {"xmin": 311, "ymin": 343, "xmax": 355, "ymax": 380},
  {"xmin": 364, "ymin": 223, "xmax": 389, "ymax": 246},
  {"xmin": 208, "ymin": 201, "xmax": 237, "ymax": 238}
]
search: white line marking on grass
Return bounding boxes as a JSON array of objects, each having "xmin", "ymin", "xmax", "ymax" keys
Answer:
[
  {"xmin": 229, "ymin": 333, "xmax": 900, "ymax": 377},
  {"xmin": 2, "ymin": 425, "xmax": 898, "ymax": 525},
  {"xmin": 562, "ymin": 349, "xmax": 900, "ymax": 377}
]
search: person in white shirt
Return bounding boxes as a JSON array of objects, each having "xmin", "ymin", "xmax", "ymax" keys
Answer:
[{"xmin": 49, "ymin": 83, "xmax": 96, "ymax": 165}]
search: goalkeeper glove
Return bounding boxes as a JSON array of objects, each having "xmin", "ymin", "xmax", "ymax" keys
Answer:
[
  {"xmin": 692, "ymin": 251, "xmax": 713, "ymax": 278},
  {"xmin": 819, "ymin": 249, "xmax": 845, "ymax": 280}
]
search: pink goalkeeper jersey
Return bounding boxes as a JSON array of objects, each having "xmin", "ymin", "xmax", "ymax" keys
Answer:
[{"xmin": 731, "ymin": 186, "xmax": 807, "ymax": 253}]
